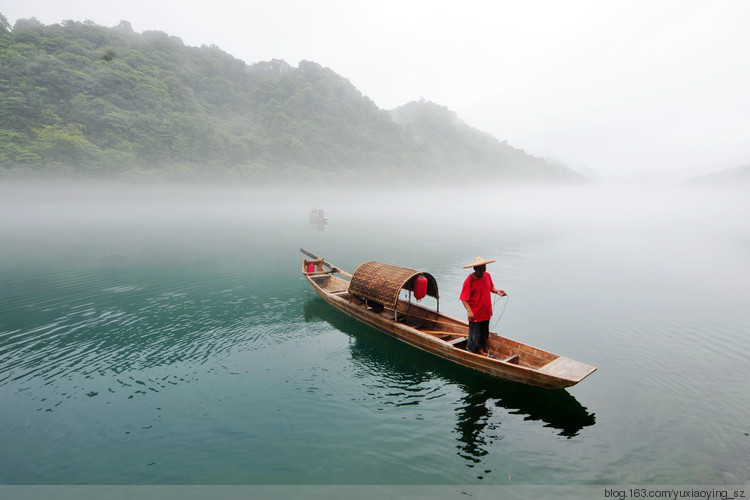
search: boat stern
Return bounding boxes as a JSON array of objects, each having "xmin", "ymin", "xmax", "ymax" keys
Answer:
[{"xmin": 536, "ymin": 356, "xmax": 597, "ymax": 386}]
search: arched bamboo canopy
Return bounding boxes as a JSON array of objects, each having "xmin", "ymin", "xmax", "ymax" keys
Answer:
[{"xmin": 348, "ymin": 261, "xmax": 439, "ymax": 310}]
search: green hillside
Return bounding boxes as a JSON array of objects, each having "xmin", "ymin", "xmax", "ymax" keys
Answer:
[{"xmin": 0, "ymin": 14, "xmax": 583, "ymax": 183}]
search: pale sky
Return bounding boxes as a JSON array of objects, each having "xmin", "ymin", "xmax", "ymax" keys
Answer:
[{"xmin": 4, "ymin": 0, "xmax": 750, "ymax": 182}]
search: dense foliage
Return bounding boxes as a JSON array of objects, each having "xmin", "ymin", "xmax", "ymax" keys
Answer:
[
  {"xmin": 0, "ymin": 15, "xmax": 419, "ymax": 180},
  {"xmin": 0, "ymin": 14, "xmax": 582, "ymax": 183}
]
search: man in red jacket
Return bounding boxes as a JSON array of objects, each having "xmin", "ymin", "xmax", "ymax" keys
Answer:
[{"xmin": 460, "ymin": 256, "xmax": 507, "ymax": 356}]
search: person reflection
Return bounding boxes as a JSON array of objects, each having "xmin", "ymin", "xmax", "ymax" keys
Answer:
[
  {"xmin": 454, "ymin": 388, "xmax": 494, "ymax": 463},
  {"xmin": 453, "ymin": 381, "xmax": 597, "ymax": 467}
]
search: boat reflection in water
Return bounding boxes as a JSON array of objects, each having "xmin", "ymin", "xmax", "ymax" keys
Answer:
[
  {"xmin": 308, "ymin": 208, "xmax": 328, "ymax": 231},
  {"xmin": 302, "ymin": 298, "xmax": 596, "ymax": 458}
]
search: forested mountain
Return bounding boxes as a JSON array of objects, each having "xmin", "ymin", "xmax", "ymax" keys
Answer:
[
  {"xmin": 0, "ymin": 14, "xmax": 583, "ymax": 183},
  {"xmin": 390, "ymin": 100, "xmax": 584, "ymax": 182}
]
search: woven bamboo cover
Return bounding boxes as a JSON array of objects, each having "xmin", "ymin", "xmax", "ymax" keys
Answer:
[{"xmin": 348, "ymin": 261, "xmax": 439, "ymax": 309}]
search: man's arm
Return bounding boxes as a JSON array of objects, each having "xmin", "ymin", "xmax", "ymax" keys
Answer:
[{"xmin": 461, "ymin": 300, "xmax": 474, "ymax": 320}]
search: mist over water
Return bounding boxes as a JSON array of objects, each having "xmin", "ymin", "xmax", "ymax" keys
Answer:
[{"xmin": 1, "ymin": 181, "xmax": 748, "ymax": 485}]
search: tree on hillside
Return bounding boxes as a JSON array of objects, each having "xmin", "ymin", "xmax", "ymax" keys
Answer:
[{"xmin": 0, "ymin": 13, "xmax": 11, "ymax": 34}]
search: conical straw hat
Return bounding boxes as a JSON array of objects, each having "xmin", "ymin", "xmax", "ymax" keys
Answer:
[{"xmin": 463, "ymin": 256, "xmax": 496, "ymax": 269}]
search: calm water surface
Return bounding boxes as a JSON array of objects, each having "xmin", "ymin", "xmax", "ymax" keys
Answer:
[{"xmin": 0, "ymin": 182, "xmax": 748, "ymax": 485}]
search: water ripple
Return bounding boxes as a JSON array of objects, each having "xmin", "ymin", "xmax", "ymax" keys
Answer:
[{"xmin": 0, "ymin": 267, "xmax": 293, "ymax": 395}]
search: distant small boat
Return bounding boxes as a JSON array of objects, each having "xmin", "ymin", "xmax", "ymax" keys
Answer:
[
  {"xmin": 301, "ymin": 249, "xmax": 596, "ymax": 390},
  {"xmin": 308, "ymin": 209, "xmax": 328, "ymax": 231}
]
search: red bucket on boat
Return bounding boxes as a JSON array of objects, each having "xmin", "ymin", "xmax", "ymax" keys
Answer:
[
  {"xmin": 414, "ymin": 275, "xmax": 428, "ymax": 300},
  {"xmin": 306, "ymin": 263, "xmax": 315, "ymax": 273}
]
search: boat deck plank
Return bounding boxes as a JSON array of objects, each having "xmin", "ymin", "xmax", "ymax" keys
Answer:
[{"xmin": 537, "ymin": 356, "xmax": 597, "ymax": 381}]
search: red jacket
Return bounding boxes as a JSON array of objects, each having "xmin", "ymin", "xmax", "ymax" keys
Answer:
[{"xmin": 460, "ymin": 272, "xmax": 494, "ymax": 322}]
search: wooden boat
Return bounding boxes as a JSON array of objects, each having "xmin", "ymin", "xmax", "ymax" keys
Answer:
[
  {"xmin": 301, "ymin": 249, "xmax": 596, "ymax": 390},
  {"xmin": 308, "ymin": 208, "xmax": 328, "ymax": 231}
]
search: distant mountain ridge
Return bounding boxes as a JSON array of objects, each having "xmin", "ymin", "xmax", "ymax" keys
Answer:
[
  {"xmin": 390, "ymin": 100, "xmax": 585, "ymax": 183},
  {"xmin": 0, "ymin": 14, "xmax": 584, "ymax": 183},
  {"xmin": 685, "ymin": 164, "xmax": 750, "ymax": 185}
]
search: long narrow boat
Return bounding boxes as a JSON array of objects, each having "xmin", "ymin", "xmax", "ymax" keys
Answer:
[{"xmin": 301, "ymin": 249, "xmax": 596, "ymax": 390}]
